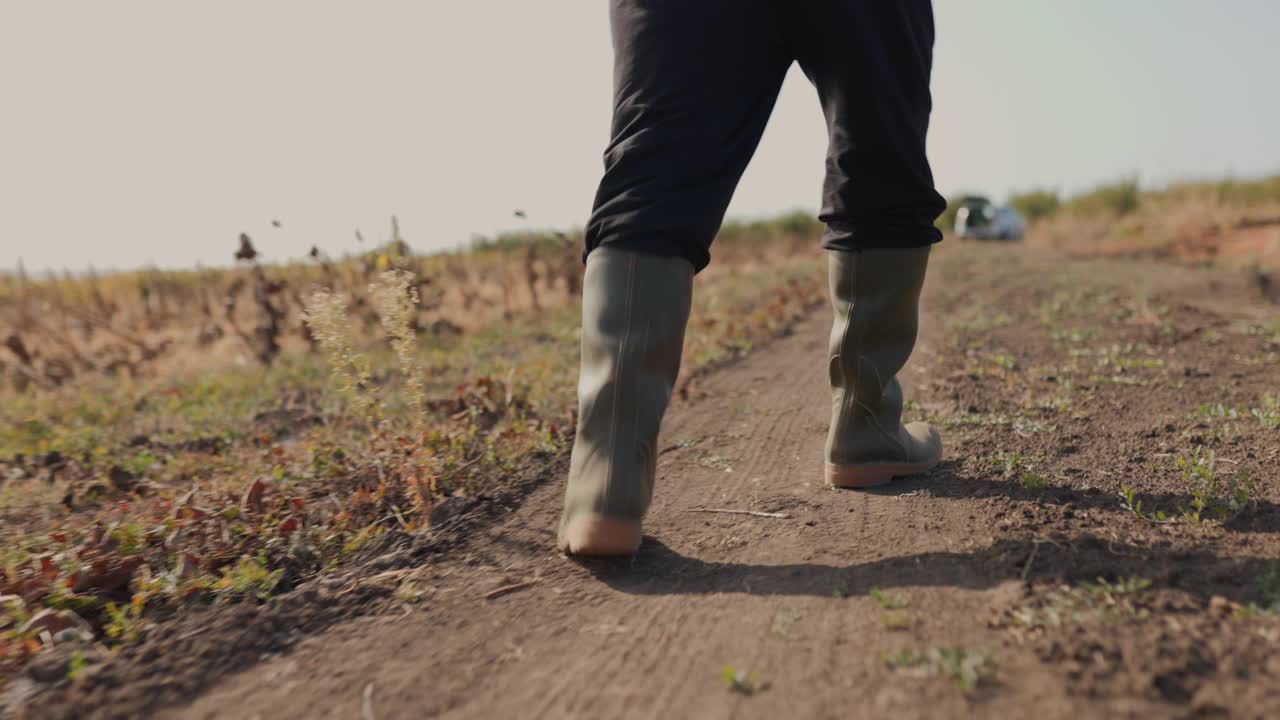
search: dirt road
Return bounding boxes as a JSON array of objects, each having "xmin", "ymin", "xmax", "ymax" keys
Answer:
[{"xmin": 29, "ymin": 245, "xmax": 1280, "ymax": 718}]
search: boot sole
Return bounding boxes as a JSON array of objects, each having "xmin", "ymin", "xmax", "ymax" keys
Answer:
[
  {"xmin": 825, "ymin": 459, "xmax": 939, "ymax": 488},
  {"xmin": 557, "ymin": 515, "xmax": 642, "ymax": 556}
]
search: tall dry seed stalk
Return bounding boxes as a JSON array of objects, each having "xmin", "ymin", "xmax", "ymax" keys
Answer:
[
  {"xmin": 369, "ymin": 270, "xmax": 426, "ymax": 425},
  {"xmin": 302, "ymin": 288, "xmax": 375, "ymax": 421}
]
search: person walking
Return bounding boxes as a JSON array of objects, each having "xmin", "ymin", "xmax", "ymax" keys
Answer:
[{"xmin": 560, "ymin": 1, "xmax": 947, "ymax": 556}]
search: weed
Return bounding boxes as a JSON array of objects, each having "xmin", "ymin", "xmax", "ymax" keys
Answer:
[
  {"xmin": 303, "ymin": 288, "xmax": 375, "ymax": 421},
  {"xmin": 1252, "ymin": 394, "xmax": 1280, "ymax": 430},
  {"xmin": 952, "ymin": 312, "xmax": 1013, "ymax": 333},
  {"xmin": 119, "ymin": 449, "xmax": 160, "ymax": 476},
  {"xmin": 931, "ymin": 648, "xmax": 998, "ymax": 692},
  {"xmin": 1019, "ymin": 470, "xmax": 1049, "ymax": 490},
  {"xmin": 1079, "ymin": 576, "xmax": 1152, "ymax": 599},
  {"xmin": 1120, "ymin": 452, "xmax": 1252, "ymax": 525},
  {"xmin": 721, "ymin": 665, "xmax": 768, "ymax": 695},
  {"xmin": 883, "ymin": 647, "xmax": 997, "ymax": 692},
  {"xmin": 1039, "ymin": 392, "xmax": 1080, "ymax": 415},
  {"xmin": 937, "ymin": 411, "xmax": 1047, "ymax": 435},
  {"xmin": 67, "ymin": 650, "xmax": 87, "ymax": 680},
  {"xmin": 882, "ymin": 647, "xmax": 923, "ymax": 669},
  {"xmin": 870, "ymin": 586, "xmax": 910, "ymax": 610},
  {"xmin": 987, "ymin": 450, "xmax": 1052, "ymax": 482},
  {"xmin": 1194, "ymin": 394, "xmax": 1280, "ymax": 439},
  {"xmin": 1049, "ymin": 327, "xmax": 1099, "ymax": 345},
  {"xmin": 989, "ymin": 450, "xmax": 1024, "ymax": 479},
  {"xmin": 1087, "ymin": 373, "xmax": 1149, "ymax": 387},
  {"xmin": 214, "ymin": 555, "xmax": 283, "ymax": 601},
  {"xmin": 1177, "ymin": 449, "xmax": 1219, "ymax": 524},
  {"xmin": 1, "ymin": 595, "xmax": 29, "ymax": 632},
  {"xmin": 1234, "ymin": 566, "xmax": 1280, "ymax": 619},
  {"xmin": 1193, "ymin": 402, "xmax": 1242, "ymax": 441},
  {"xmin": 103, "ymin": 595, "xmax": 145, "ymax": 643},
  {"xmin": 368, "ymin": 269, "xmax": 426, "ymax": 424},
  {"xmin": 1197, "ymin": 402, "xmax": 1242, "ymax": 422},
  {"xmin": 1008, "ymin": 577, "xmax": 1152, "ymax": 630},
  {"xmin": 991, "ymin": 353, "xmax": 1018, "ymax": 372},
  {"xmin": 881, "ymin": 611, "xmax": 917, "ymax": 631},
  {"xmin": 1072, "ymin": 342, "xmax": 1164, "ymax": 374},
  {"xmin": 698, "ymin": 454, "xmax": 734, "ymax": 472},
  {"xmin": 340, "ymin": 519, "xmax": 383, "ymax": 557},
  {"xmin": 108, "ymin": 523, "xmax": 148, "ymax": 556},
  {"xmin": 1223, "ymin": 472, "xmax": 1256, "ymax": 518},
  {"xmin": 1175, "ymin": 450, "xmax": 1252, "ymax": 523}
]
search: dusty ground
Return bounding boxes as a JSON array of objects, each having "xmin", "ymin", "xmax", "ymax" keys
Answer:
[{"xmin": 14, "ymin": 242, "xmax": 1280, "ymax": 719}]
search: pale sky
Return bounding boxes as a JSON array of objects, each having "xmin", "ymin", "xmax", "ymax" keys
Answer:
[{"xmin": 2, "ymin": 1, "xmax": 1278, "ymax": 272}]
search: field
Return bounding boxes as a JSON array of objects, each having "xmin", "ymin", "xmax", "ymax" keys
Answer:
[
  {"xmin": 0, "ymin": 217, "xmax": 827, "ymax": 706},
  {"xmin": 1016, "ymin": 175, "xmax": 1280, "ymax": 272},
  {"xmin": 2, "ymin": 193, "xmax": 1279, "ymax": 718}
]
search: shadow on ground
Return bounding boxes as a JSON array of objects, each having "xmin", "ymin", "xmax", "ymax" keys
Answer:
[
  {"xmin": 895, "ymin": 461, "xmax": 1280, "ymax": 535},
  {"xmin": 585, "ymin": 536, "xmax": 1271, "ymax": 605},
  {"xmin": 573, "ymin": 462, "xmax": 1276, "ymax": 603}
]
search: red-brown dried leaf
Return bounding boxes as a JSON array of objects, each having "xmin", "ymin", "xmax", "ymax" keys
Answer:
[
  {"xmin": 13, "ymin": 577, "xmax": 50, "ymax": 604},
  {"xmin": 71, "ymin": 556, "xmax": 140, "ymax": 594},
  {"xmin": 241, "ymin": 479, "xmax": 267, "ymax": 513},
  {"xmin": 20, "ymin": 609, "xmax": 91, "ymax": 636}
]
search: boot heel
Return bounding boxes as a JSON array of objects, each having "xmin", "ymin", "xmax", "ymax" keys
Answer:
[
  {"xmin": 825, "ymin": 460, "xmax": 936, "ymax": 488},
  {"xmin": 557, "ymin": 515, "xmax": 643, "ymax": 556}
]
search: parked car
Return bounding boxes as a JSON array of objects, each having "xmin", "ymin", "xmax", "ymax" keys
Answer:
[{"xmin": 954, "ymin": 195, "xmax": 1026, "ymax": 241}]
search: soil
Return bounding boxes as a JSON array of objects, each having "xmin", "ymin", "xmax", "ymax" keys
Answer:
[{"xmin": 12, "ymin": 242, "xmax": 1280, "ymax": 719}]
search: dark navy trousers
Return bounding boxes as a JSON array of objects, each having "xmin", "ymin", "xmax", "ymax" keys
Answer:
[{"xmin": 585, "ymin": 0, "xmax": 945, "ymax": 273}]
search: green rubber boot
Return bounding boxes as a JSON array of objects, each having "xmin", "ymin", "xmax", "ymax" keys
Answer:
[
  {"xmin": 825, "ymin": 247, "xmax": 943, "ymax": 487},
  {"xmin": 558, "ymin": 247, "xmax": 694, "ymax": 555}
]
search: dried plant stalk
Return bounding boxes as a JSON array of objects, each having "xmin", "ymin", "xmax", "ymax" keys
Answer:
[
  {"xmin": 303, "ymin": 288, "xmax": 374, "ymax": 421},
  {"xmin": 369, "ymin": 270, "xmax": 426, "ymax": 426}
]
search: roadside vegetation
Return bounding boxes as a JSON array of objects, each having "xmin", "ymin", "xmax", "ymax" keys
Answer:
[
  {"xmin": 5, "ymin": 178, "xmax": 1278, "ymax": 709},
  {"xmin": 1036, "ymin": 174, "xmax": 1278, "ymax": 269},
  {"xmin": 0, "ymin": 215, "xmax": 826, "ymax": 685},
  {"xmin": 939, "ymin": 172, "xmax": 1280, "ymax": 270}
]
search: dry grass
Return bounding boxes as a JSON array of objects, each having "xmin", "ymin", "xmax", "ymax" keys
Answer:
[
  {"xmin": 0, "ymin": 213, "xmax": 826, "ymax": 683},
  {"xmin": 1023, "ymin": 175, "xmax": 1280, "ymax": 270},
  {"xmin": 0, "ymin": 213, "xmax": 824, "ymax": 392}
]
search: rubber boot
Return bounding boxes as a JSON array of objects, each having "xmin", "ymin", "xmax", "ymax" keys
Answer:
[
  {"xmin": 558, "ymin": 247, "xmax": 694, "ymax": 555},
  {"xmin": 825, "ymin": 247, "xmax": 942, "ymax": 487}
]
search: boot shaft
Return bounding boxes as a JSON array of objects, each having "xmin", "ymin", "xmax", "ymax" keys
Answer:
[
  {"xmin": 563, "ymin": 248, "xmax": 694, "ymax": 527},
  {"xmin": 826, "ymin": 247, "xmax": 931, "ymax": 466}
]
